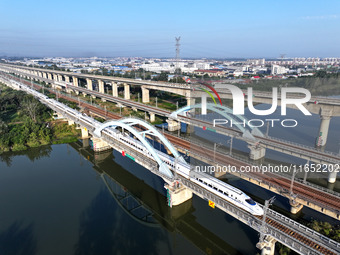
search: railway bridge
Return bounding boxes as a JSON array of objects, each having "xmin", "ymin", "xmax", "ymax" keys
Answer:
[
  {"xmin": 1, "ymin": 67, "xmax": 339, "ymax": 184},
  {"xmin": 1, "ymin": 75, "xmax": 340, "ymax": 255},
  {"xmin": 2, "ymin": 72, "xmax": 340, "ymax": 221}
]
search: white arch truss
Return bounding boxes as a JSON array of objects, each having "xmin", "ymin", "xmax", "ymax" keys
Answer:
[
  {"xmin": 170, "ymin": 103, "xmax": 264, "ymax": 140},
  {"xmin": 94, "ymin": 118, "xmax": 186, "ymax": 178}
]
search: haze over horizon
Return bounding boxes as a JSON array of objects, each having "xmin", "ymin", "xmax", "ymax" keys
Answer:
[{"xmin": 1, "ymin": 0, "xmax": 340, "ymax": 58}]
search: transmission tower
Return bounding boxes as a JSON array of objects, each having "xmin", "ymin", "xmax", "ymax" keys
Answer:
[
  {"xmin": 280, "ymin": 53, "xmax": 286, "ymax": 65},
  {"xmin": 175, "ymin": 36, "xmax": 181, "ymax": 74}
]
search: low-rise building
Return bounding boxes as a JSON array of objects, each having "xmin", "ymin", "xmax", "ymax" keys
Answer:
[{"xmin": 194, "ymin": 69, "xmax": 226, "ymax": 77}]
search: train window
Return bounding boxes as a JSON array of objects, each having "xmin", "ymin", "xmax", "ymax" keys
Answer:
[
  {"xmin": 245, "ymin": 198, "xmax": 256, "ymax": 205},
  {"xmin": 208, "ymin": 184, "xmax": 212, "ymax": 188},
  {"xmin": 213, "ymin": 187, "xmax": 218, "ymax": 191},
  {"xmin": 224, "ymin": 192, "xmax": 228, "ymax": 196},
  {"xmin": 199, "ymin": 179, "xmax": 203, "ymax": 182},
  {"xmin": 219, "ymin": 189, "xmax": 223, "ymax": 193}
]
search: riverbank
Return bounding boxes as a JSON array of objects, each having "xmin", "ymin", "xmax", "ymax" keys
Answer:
[{"xmin": 0, "ymin": 83, "xmax": 80, "ymax": 154}]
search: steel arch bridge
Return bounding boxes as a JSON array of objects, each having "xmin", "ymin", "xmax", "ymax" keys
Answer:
[
  {"xmin": 94, "ymin": 118, "xmax": 186, "ymax": 179},
  {"xmin": 170, "ymin": 103, "xmax": 264, "ymax": 140}
]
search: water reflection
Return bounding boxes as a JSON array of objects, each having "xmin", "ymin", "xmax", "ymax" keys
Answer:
[
  {"xmin": 75, "ymin": 188, "xmax": 166, "ymax": 255},
  {"xmin": 0, "ymin": 145, "xmax": 52, "ymax": 167},
  {"xmin": 72, "ymin": 140, "xmax": 250, "ymax": 255},
  {"xmin": 0, "ymin": 221, "xmax": 37, "ymax": 255}
]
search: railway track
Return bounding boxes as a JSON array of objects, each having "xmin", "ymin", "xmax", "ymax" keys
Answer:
[
  {"xmin": 11, "ymin": 76, "xmax": 340, "ymax": 213},
  {"xmin": 165, "ymin": 134, "xmax": 340, "ymax": 213},
  {"xmin": 256, "ymin": 215, "xmax": 337, "ymax": 255},
  {"xmin": 4, "ymin": 75, "xmax": 340, "ymax": 254}
]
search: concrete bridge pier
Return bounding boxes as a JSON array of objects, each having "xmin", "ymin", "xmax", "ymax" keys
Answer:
[
  {"xmin": 72, "ymin": 76, "xmax": 78, "ymax": 87},
  {"xmin": 86, "ymin": 78, "xmax": 93, "ymax": 91},
  {"xmin": 164, "ymin": 182, "xmax": 193, "ymax": 207},
  {"xmin": 90, "ymin": 137, "xmax": 111, "ymax": 152},
  {"xmin": 57, "ymin": 74, "xmax": 63, "ymax": 82},
  {"xmin": 82, "ymin": 92, "xmax": 87, "ymax": 97},
  {"xmin": 82, "ymin": 138, "xmax": 90, "ymax": 148},
  {"xmin": 64, "ymin": 75, "xmax": 70, "ymax": 83},
  {"xmin": 166, "ymin": 119, "xmax": 181, "ymax": 131},
  {"xmin": 256, "ymin": 237, "xmax": 276, "ymax": 255},
  {"xmin": 290, "ymin": 199, "xmax": 303, "ymax": 214},
  {"xmin": 112, "ymin": 82, "xmax": 118, "ymax": 97},
  {"xmin": 68, "ymin": 119, "xmax": 75, "ymax": 126},
  {"xmin": 186, "ymin": 97, "xmax": 195, "ymax": 107},
  {"xmin": 124, "ymin": 83, "xmax": 130, "ymax": 100},
  {"xmin": 149, "ymin": 112, "xmax": 155, "ymax": 122},
  {"xmin": 186, "ymin": 123, "xmax": 194, "ymax": 133},
  {"xmin": 328, "ymin": 169, "xmax": 338, "ymax": 183},
  {"xmin": 43, "ymin": 72, "xmax": 47, "ymax": 79},
  {"xmin": 316, "ymin": 111, "xmax": 332, "ymax": 147},
  {"xmin": 98, "ymin": 79, "xmax": 105, "ymax": 93},
  {"xmin": 53, "ymin": 74, "xmax": 58, "ymax": 82},
  {"xmin": 142, "ymin": 86, "xmax": 150, "ymax": 103},
  {"xmin": 248, "ymin": 143, "xmax": 266, "ymax": 160},
  {"xmin": 81, "ymin": 127, "xmax": 89, "ymax": 138},
  {"xmin": 48, "ymin": 73, "xmax": 52, "ymax": 80}
]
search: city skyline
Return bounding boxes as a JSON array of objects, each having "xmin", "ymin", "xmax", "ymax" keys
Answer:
[{"xmin": 1, "ymin": 0, "xmax": 340, "ymax": 58}]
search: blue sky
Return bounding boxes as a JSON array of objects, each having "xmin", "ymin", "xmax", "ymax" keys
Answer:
[{"xmin": 0, "ymin": 0, "xmax": 339, "ymax": 58}]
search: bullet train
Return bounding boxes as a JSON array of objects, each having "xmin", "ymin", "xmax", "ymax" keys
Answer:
[
  {"xmin": 108, "ymin": 129, "xmax": 264, "ymax": 216},
  {"xmin": 14, "ymin": 79, "xmax": 264, "ymax": 216}
]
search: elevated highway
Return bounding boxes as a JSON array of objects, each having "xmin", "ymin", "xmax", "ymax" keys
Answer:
[{"xmin": 2, "ymin": 68, "xmax": 339, "ymax": 167}]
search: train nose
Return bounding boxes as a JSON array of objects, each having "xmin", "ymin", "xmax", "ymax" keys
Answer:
[{"xmin": 255, "ymin": 206, "xmax": 264, "ymax": 215}]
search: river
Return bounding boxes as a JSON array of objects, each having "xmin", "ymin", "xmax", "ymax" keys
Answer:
[{"xmin": 0, "ymin": 143, "xmax": 261, "ymax": 255}]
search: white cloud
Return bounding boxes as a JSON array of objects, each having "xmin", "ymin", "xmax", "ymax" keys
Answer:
[{"xmin": 301, "ymin": 14, "xmax": 338, "ymax": 20}]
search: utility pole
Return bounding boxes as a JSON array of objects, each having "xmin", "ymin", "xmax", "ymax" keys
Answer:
[
  {"xmin": 259, "ymin": 196, "xmax": 275, "ymax": 244},
  {"xmin": 290, "ymin": 168, "xmax": 297, "ymax": 196},
  {"xmin": 156, "ymin": 96, "xmax": 158, "ymax": 108},
  {"xmin": 213, "ymin": 143, "xmax": 223, "ymax": 162},
  {"xmin": 303, "ymin": 160, "xmax": 309, "ymax": 184},
  {"xmin": 266, "ymin": 122, "xmax": 270, "ymax": 137}
]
